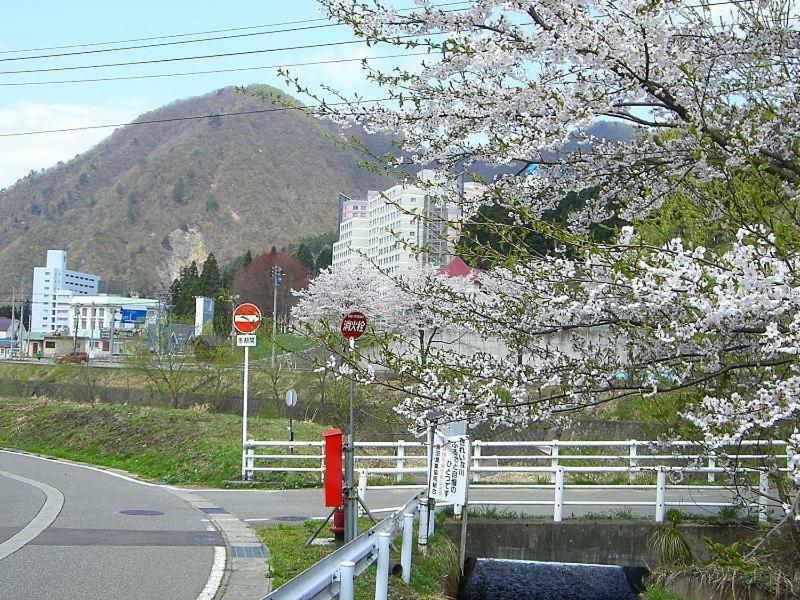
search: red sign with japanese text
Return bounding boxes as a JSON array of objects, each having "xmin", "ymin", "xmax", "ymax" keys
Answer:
[{"xmin": 340, "ymin": 311, "xmax": 367, "ymax": 340}]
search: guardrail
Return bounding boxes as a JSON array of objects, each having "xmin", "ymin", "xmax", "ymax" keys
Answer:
[
  {"xmin": 244, "ymin": 438, "xmax": 793, "ymax": 523},
  {"xmin": 263, "ymin": 490, "xmax": 430, "ymax": 600}
]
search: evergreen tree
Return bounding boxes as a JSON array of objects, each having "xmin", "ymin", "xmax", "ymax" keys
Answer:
[
  {"xmin": 199, "ymin": 253, "xmax": 221, "ymax": 296},
  {"xmin": 315, "ymin": 246, "xmax": 333, "ymax": 271},
  {"xmin": 171, "ymin": 261, "xmax": 200, "ymax": 318},
  {"xmin": 294, "ymin": 244, "xmax": 314, "ymax": 271},
  {"xmin": 243, "ymin": 250, "xmax": 253, "ymax": 268},
  {"xmin": 172, "ymin": 177, "xmax": 186, "ymax": 204}
]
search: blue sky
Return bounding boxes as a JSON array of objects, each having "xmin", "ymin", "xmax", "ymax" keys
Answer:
[{"xmin": 0, "ymin": 1, "xmax": 417, "ymax": 188}]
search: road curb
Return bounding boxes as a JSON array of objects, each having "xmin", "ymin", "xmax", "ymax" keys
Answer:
[{"xmin": 171, "ymin": 488, "xmax": 271, "ymax": 599}]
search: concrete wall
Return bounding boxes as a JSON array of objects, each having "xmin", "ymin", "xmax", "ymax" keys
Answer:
[{"xmin": 444, "ymin": 520, "xmax": 757, "ymax": 567}]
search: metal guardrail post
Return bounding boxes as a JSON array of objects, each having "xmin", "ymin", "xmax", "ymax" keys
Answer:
[
  {"xmin": 553, "ymin": 467, "xmax": 564, "ymax": 522},
  {"xmin": 628, "ymin": 440, "xmax": 637, "ymax": 482},
  {"xmin": 375, "ymin": 532, "xmax": 392, "ymax": 600},
  {"xmin": 401, "ymin": 512, "xmax": 414, "ymax": 584},
  {"xmin": 758, "ymin": 472, "xmax": 769, "ymax": 523},
  {"xmin": 418, "ymin": 496, "xmax": 429, "ymax": 554},
  {"xmin": 358, "ymin": 471, "xmax": 368, "ymax": 515},
  {"xmin": 656, "ymin": 468, "xmax": 666, "ymax": 523},
  {"xmin": 339, "ymin": 560, "xmax": 355, "ymax": 600},
  {"xmin": 319, "ymin": 445, "xmax": 325, "ymax": 484},
  {"xmin": 708, "ymin": 455, "xmax": 716, "ymax": 483},
  {"xmin": 473, "ymin": 440, "xmax": 482, "ymax": 483},
  {"xmin": 550, "ymin": 441, "xmax": 560, "ymax": 483},
  {"xmin": 396, "ymin": 440, "xmax": 405, "ymax": 483}
]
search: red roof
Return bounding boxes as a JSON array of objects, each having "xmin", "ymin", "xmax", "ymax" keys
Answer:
[{"xmin": 438, "ymin": 256, "xmax": 479, "ymax": 279}]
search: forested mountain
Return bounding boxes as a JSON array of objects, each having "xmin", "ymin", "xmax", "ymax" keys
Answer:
[{"xmin": 0, "ymin": 85, "xmax": 393, "ymax": 294}]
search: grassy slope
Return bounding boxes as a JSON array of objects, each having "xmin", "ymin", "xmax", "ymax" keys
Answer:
[
  {"xmin": 260, "ymin": 519, "xmax": 457, "ymax": 599},
  {"xmin": 0, "ymin": 397, "xmax": 324, "ymax": 486}
]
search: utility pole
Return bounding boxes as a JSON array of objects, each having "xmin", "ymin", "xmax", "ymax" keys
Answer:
[
  {"xmin": 10, "ymin": 288, "xmax": 16, "ymax": 358},
  {"xmin": 110, "ymin": 306, "xmax": 117, "ymax": 364},
  {"xmin": 73, "ymin": 307, "xmax": 78, "ymax": 352},
  {"xmin": 19, "ymin": 296, "xmax": 25, "ymax": 358},
  {"xmin": 271, "ymin": 266, "xmax": 282, "ymax": 365},
  {"xmin": 229, "ymin": 294, "xmax": 240, "ymax": 348}
]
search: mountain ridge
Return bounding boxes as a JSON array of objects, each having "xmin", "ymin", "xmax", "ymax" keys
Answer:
[{"xmin": 0, "ymin": 85, "xmax": 394, "ymax": 294}]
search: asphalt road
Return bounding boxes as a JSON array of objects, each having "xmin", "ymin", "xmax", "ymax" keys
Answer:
[
  {"xmin": 193, "ymin": 484, "xmax": 743, "ymax": 525},
  {"xmin": 0, "ymin": 451, "xmax": 222, "ymax": 600}
]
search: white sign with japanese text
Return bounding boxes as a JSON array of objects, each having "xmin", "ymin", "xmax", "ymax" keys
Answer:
[
  {"xmin": 429, "ymin": 432, "xmax": 469, "ymax": 504},
  {"xmin": 236, "ymin": 334, "xmax": 256, "ymax": 347}
]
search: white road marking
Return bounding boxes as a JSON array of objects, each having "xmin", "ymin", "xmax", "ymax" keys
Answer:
[
  {"xmin": 0, "ymin": 450, "xmax": 229, "ymax": 599},
  {"xmin": 196, "ymin": 546, "xmax": 226, "ymax": 600},
  {"xmin": 0, "ymin": 471, "xmax": 64, "ymax": 561}
]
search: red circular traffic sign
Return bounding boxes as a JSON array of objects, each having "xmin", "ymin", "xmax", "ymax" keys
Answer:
[
  {"xmin": 233, "ymin": 303, "xmax": 262, "ymax": 334},
  {"xmin": 340, "ymin": 311, "xmax": 367, "ymax": 340}
]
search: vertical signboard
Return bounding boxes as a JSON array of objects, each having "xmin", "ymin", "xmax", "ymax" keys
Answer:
[{"xmin": 429, "ymin": 432, "xmax": 469, "ymax": 505}]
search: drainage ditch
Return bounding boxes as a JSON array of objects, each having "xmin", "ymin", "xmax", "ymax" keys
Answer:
[{"xmin": 456, "ymin": 558, "xmax": 648, "ymax": 600}]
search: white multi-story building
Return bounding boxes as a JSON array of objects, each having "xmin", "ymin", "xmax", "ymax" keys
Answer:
[
  {"xmin": 333, "ymin": 171, "xmax": 483, "ymax": 272},
  {"xmin": 332, "ymin": 216, "xmax": 370, "ymax": 266},
  {"xmin": 30, "ymin": 250, "xmax": 100, "ymax": 334}
]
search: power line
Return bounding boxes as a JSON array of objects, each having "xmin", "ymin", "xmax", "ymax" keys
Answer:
[
  {"xmin": 0, "ymin": 1, "xmax": 472, "ymax": 56},
  {"xmin": 0, "ymin": 97, "xmax": 393, "ymax": 137},
  {"xmin": 0, "ymin": 53, "xmax": 431, "ymax": 87},
  {"xmin": 0, "ymin": 39, "xmax": 377, "ymax": 75},
  {"xmin": 0, "ymin": 23, "xmax": 340, "ymax": 63}
]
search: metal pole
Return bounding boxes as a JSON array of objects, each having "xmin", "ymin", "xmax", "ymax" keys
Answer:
[
  {"xmin": 374, "ymin": 532, "xmax": 391, "ymax": 600},
  {"xmin": 344, "ymin": 337, "xmax": 358, "ymax": 542},
  {"xmin": 230, "ymin": 297, "xmax": 236, "ymax": 349},
  {"xmin": 242, "ymin": 344, "xmax": 250, "ymax": 480},
  {"xmin": 553, "ymin": 467, "xmax": 565, "ymax": 522},
  {"xmin": 401, "ymin": 512, "xmax": 414, "ymax": 583},
  {"xmin": 110, "ymin": 307, "xmax": 117, "ymax": 364},
  {"xmin": 459, "ymin": 438, "xmax": 472, "ymax": 574},
  {"xmin": 21, "ymin": 297, "xmax": 29, "ymax": 358},
  {"xmin": 418, "ymin": 497, "xmax": 429, "ymax": 554},
  {"xmin": 339, "ymin": 560, "xmax": 355, "ymax": 600},
  {"xmin": 18, "ymin": 293, "xmax": 25, "ymax": 358},
  {"xmin": 271, "ymin": 266, "xmax": 280, "ymax": 365},
  {"xmin": 656, "ymin": 468, "xmax": 666, "ymax": 523},
  {"xmin": 10, "ymin": 288, "xmax": 16, "ymax": 357}
]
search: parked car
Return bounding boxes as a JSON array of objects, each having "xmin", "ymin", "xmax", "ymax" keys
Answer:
[{"xmin": 56, "ymin": 352, "xmax": 89, "ymax": 364}]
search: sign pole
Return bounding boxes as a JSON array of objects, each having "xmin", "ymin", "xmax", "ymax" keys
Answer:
[
  {"xmin": 339, "ymin": 311, "xmax": 367, "ymax": 544},
  {"xmin": 233, "ymin": 302, "xmax": 261, "ymax": 482},
  {"xmin": 242, "ymin": 344, "xmax": 250, "ymax": 480},
  {"xmin": 459, "ymin": 437, "xmax": 472, "ymax": 573},
  {"xmin": 345, "ymin": 337, "xmax": 357, "ymax": 542}
]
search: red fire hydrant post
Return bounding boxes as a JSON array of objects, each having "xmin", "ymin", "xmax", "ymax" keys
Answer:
[{"xmin": 322, "ymin": 429, "xmax": 344, "ymax": 541}]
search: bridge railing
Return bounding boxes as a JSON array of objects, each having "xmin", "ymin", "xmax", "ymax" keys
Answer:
[
  {"xmin": 262, "ymin": 490, "xmax": 429, "ymax": 600},
  {"xmin": 243, "ymin": 438, "xmax": 793, "ymax": 523}
]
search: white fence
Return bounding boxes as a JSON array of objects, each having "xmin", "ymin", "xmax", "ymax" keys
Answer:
[
  {"xmin": 243, "ymin": 439, "xmax": 793, "ymax": 523},
  {"xmin": 263, "ymin": 491, "xmax": 431, "ymax": 600}
]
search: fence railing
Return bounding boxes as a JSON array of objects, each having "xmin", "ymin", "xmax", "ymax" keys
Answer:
[
  {"xmin": 244, "ymin": 439, "xmax": 793, "ymax": 523},
  {"xmin": 262, "ymin": 491, "xmax": 430, "ymax": 600}
]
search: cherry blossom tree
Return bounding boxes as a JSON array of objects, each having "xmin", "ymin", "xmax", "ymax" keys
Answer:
[{"xmin": 285, "ymin": 0, "xmax": 800, "ymax": 549}]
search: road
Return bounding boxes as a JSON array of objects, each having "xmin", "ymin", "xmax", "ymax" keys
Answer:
[
  {"xmin": 192, "ymin": 484, "xmax": 741, "ymax": 525},
  {"xmin": 0, "ymin": 451, "xmax": 223, "ymax": 600}
]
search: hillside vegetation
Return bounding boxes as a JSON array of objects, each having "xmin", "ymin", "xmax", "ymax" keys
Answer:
[
  {"xmin": 0, "ymin": 396, "xmax": 325, "ymax": 486},
  {"xmin": 0, "ymin": 85, "xmax": 392, "ymax": 292}
]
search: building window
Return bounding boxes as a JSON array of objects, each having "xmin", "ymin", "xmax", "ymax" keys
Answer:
[{"xmin": 45, "ymin": 341, "xmax": 56, "ymax": 349}]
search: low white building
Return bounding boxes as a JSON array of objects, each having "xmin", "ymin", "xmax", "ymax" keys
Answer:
[
  {"xmin": 30, "ymin": 250, "xmax": 100, "ymax": 334},
  {"xmin": 68, "ymin": 295, "xmax": 157, "ymax": 358}
]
